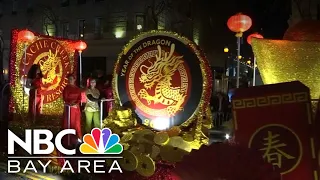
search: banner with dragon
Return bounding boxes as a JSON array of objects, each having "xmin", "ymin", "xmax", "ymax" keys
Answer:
[
  {"xmin": 114, "ymin": 31, "xmax": 212, "ymax": 131},
  {"xmin": 105, "ymin": 31, "xmax": 212, "ymax": 177},
  {"xmin": 9, "ymin": 29, "xmax": 78, "ymax": 119}
]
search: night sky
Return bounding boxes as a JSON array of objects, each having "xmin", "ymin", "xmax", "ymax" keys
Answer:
[
  {"xmin": 197, "ymin": 0, "xmax": 291, "ymax": 64},
  {"xmin": 239, "ymin": 0, "xmax": 291, "ymax": 36},
  {"xmin": 235, "ymin": 0, "xmax": 291, "ymax": 56}
]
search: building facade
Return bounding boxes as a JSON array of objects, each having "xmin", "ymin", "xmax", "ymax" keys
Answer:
[{"xmin": 0, "ymin": 0, "xmax": 203, "ymax": 80}]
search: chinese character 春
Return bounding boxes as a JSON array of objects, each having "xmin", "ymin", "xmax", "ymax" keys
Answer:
[{"xmin": 260, "ymin": 131, "xmax": 295, "ymax": 168}]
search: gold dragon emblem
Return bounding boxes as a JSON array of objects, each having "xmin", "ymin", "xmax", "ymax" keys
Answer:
[
  {"xmin": 137, "ymin": 44, "xmax": 187, "ymax": 116},
  {"xmin": 37, "ymin": 50, "xmax": 63, "ymax": 91}
]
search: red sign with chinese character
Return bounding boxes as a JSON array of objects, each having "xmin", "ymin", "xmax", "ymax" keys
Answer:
[
  {"xmin": 314, "ymin": 99, "xmax": 320, "ymax": 169},
  {"xmin": 232, "ymin": 81, "xmax": 318, "ymax": 180}
]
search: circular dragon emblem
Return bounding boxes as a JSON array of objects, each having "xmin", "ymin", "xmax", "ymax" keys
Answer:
[
  {"xmin": 115, "ymin": 32, "xmax": 209, "ymax": 130},
  {"xmin": 19, "ymin": 38, "xmax": 72, "ymax": 104}
]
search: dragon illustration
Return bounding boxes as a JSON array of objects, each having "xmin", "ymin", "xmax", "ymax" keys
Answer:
[
  {"xmin": 39, "ymin": 50, "xmax": 62, "ymax": 90},
  {"xmin": 138, "ymin": 44, "xmax": 187, "ymax": 116}
]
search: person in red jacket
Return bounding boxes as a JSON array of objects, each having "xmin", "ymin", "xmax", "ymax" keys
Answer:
[
  {"xmin": 27, "ymin": 65, "xmax": 43, "ymax": 121},
  {"xmin": 62, "ymin": 74, "xmax": 82, "ymax": 146}
]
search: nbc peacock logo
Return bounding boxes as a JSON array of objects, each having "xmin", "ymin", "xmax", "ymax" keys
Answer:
[{"xmin": 79, "ymin": 128, "xmax": 123, "ymax": 154}]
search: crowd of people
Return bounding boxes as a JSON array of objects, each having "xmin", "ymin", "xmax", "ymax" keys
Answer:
[{"xmin": 27, "ymin": 65, "xmax": 114, "ymax": 145}]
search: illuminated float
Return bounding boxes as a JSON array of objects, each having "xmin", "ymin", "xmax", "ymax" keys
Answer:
[
  {"xmin": 251, "ymin": 20, "xmax": 320, "ymax": 100},
  {"xmin": 9, "ymin": 29, "xmax": 80, "ymax": 120},
  {"xmin": 242, "ymin": 20, "xmax": 320, "ymax": 179},
  {"xmin": 103, "ymin": 31, "xmax": 213, "ymax": 177}
]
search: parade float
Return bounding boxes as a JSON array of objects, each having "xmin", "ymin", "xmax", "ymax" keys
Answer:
[
  {"xmin": 102, "ymin": 31, "xmax": 213, "ymax": 178},
  {"xmin": 7, "ymin": 29, "xmax": 214, "ymax": 178},
  {"xmin": 251, "ymin": 20, "xmax": 320, "ymax": 101},
  {"xmin": 8, "ymin": 19, "xmax": 320, "ymax": 179},
  {"xmin": 9, "ymin": 29, "xmax": 79, "ymax": 126},
  {"xmin": 241, "ymin": 20, "xmax": 320, "ymax": 180}
]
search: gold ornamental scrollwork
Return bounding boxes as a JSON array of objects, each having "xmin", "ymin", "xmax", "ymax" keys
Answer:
[{"xmin": 233, "ymin": 92, "xmax": 309, "ymax": 109}]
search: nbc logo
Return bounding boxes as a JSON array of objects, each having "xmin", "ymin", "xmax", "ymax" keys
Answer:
[
  {"xmin": 7, "ymin": 128, "xmax": 123, "ymax": 174},
  {"xmin": 80, "ymin": 128, "xmax": 123, "ymax": 154}
]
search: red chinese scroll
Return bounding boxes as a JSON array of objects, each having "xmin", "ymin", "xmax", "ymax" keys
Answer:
[
  {"xmin": 232, "ymin": 81, "xmax": 318, "ymax": 180},
  {"xmin": 315, "ymin": 98, "xmax": 320, "ymax": 170}
]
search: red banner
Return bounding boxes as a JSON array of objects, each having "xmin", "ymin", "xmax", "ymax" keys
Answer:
[
  {"xmin": 315, "ymin": 99, "xmax": 320, "ymax": 170},
  {"xmin": 232, "ymin": 81, "xmax": 318, "ymax": 180},
  {"xmin": 9, "ymin": 29, "xmax": 78, "ymax": 117}
]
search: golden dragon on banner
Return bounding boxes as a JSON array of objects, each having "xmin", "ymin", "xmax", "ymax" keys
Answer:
[
  {"xmin": 138, "ymin": 44, "xmax": 187, "ymax": 116},
  {"xmin": 39, "ymin": 50, "xmax": 62, "ymax": 90}
]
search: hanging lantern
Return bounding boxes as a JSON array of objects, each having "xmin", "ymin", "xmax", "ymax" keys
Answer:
[
  {"xmin": 18, "ymin": 30, "xmax": 35, "ymax": 42},
  {"xmin": 74, "ymin": 41, "xmax": 87, "ymax": 51},
  {"xmin": 227, "ymin": 13, "xmax": 252, "ymax": 35},
  {"xmin": 247, "ymin": 33, "xmax": 264, "ymax": 45}
]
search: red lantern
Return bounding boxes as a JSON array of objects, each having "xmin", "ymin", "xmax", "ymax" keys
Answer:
[
  {"xmin": 247, "ymin": 33, "xmax": 264, "ymax": 45},
  {"xmin": 227, "ymin": 13, "xmax": 252, "ymax": 33},
  {"xmin": 18, "ymin": 30, "xmax": 35, "ymax": 42},
  {"xmin": 74, "ymin": 41, "xmax": 87, "ymax": 51}
]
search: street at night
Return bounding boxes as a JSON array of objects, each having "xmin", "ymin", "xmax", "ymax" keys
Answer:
[{"xmin": 0, "ymin": 0, "xmax": 320, "ymax": 179}]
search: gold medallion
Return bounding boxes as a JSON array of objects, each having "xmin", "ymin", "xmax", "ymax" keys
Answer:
[
  {"xmin": 154, "ymin": 132, "xmax": 170, "ymax": 146},
  {"xmin": 121, "ymin": 133, "xmax": 133, "ymax": 143},
  {"xmin": 136, "ymin": 155, "xmax": 156, "ymax": 177},
  {"xmin": 119, "ymin": 150, "xmax": 138, "ymax": 171},
  {"xmin": 150, "ymin": 145, "xmax": 161, "ymax": 160},
  {"xmin": 160, "ymin": 145, "xmax": 187, "ymax": 163}
]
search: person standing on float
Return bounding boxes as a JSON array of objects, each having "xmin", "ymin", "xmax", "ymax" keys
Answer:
[
  {"xmin": 84, "ymin": 79, "xmax": 102, "ymax": 133},
  {"xmin": 27, "ymin": 64, "xmax": 43, "ymax": 120},
  {"xmin": 103, "ymin": 75, "xmax": 113, "ymax": 116},
  {"xmin": 62, "ymin": 74, "xmax": 83, "ymax": 144},
  {"xmin": 96, "ymin": 71, "xmax": 105, "ymax": 93}
]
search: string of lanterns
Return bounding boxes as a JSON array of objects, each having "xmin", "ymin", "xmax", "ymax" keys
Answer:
[
  {"xmin": 226, "ymin": 13, "xmax": 264, "ymax": 86},
  {"xmin": 227, "ymin": 13, "xmax": 252, "ymax": 88},
  {"xmin": 247, "ymin": 33, "xmax": 263, "ymax": 86},
  {"xmin": 247, "ymin": 33, "xmax": 263, "ymax": 45},
  {"xmin": 18, "ymin": 29, "xmax": 87, "ymax": 51}
]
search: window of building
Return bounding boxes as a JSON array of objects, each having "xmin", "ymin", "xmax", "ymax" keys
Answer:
[
  {"xmin": 94, "ymin": 17, "xmax": 103, "ymax": 37},
  {"xmin": 78, "ymin": 19, "xmax": 85, "ymax": 39},
  {"xmin": 43, "ymin": 17, "xmax": 56, "ymax": 36},
  {"xmin": 27, "ymin": 8, "xmax": 33, "ymax": 13},
  {"xmin": 0, "ymin": 2, "xmax": 3, "ymax": 17},
  {"xmin": 61, "ymin": 0, "xmax": 70, "ymax": 7},
  {"xmin": 12, "ymin": 0, "xmax": 17, "ymax": 15},
  {"xmin": 27, "ymin": 0, "xmax": 33, "ymax": 13},
  {"xmin": 61, "ymin": 0, "xmax": 69, "ymax": 7},
  {"xmin": 108, "ymin": 11, "xmax": 127, "ymax": 38},
  {"xmin": 193, "ymin": 24, "xmax": 199, "ymax": 45},
  {"xmin": 61, "ymin": 22, "xmax": 69, "ymax": 38},
  {"xmin": 317, "ymin": 4, "xmax": 320, "ymax": 20},
  {"xmin": 136, "ymin": 15, "xmax": 145, "ymax": 31},
  {"xmin": 157, "ymin": 11, "xmax": 166, "ymax": 29},
  {"xmin": 77, "ymin": 0, "xmax": 86, "ymax": 5}
]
